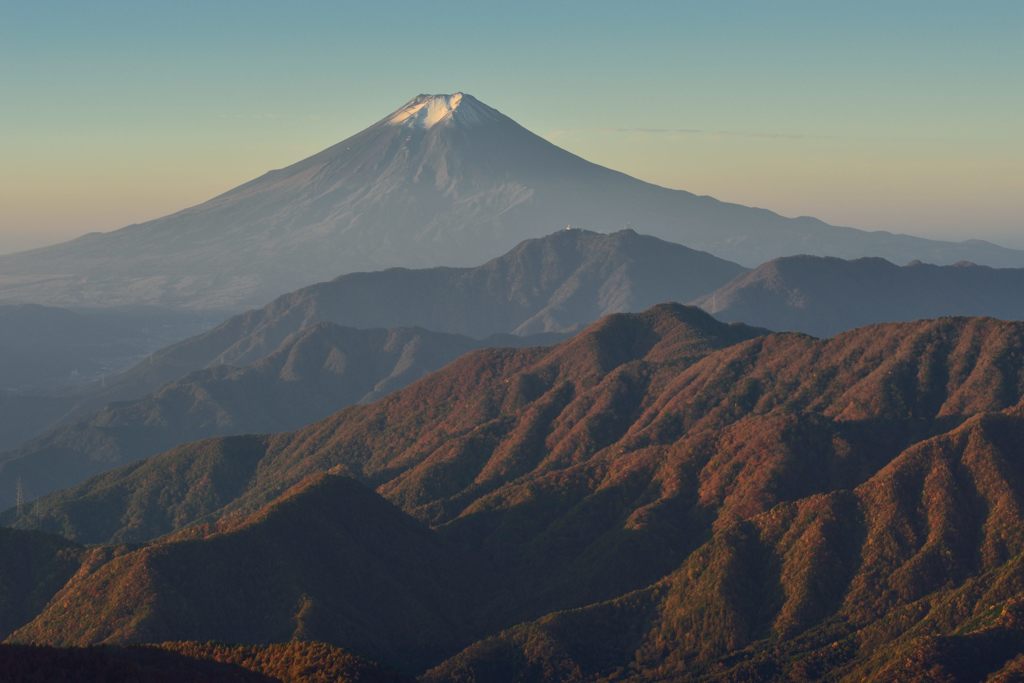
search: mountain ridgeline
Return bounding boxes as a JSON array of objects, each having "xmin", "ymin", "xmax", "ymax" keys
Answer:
[
  {"xmin": 701, "ymin": 254, "xmax": 1024, "ymax": 337},
  {"xmin": 10, "ymin": 230, "xmax": 1024, "ymax": 516},
  {"xmin": 9, "ymin": 304, "xmax": 1024, "ymax": 679},
  {"xmin": 80, "ymin": 229, "xmax": 745, "ymax": 410},
  {"xmin": 1, "ymin": 92, "xmax": 1020, "ymax": 310},
  {"xmin": 0, "ymin": 228, "xmax": 742, "ymax": 510},
  {"xmin": 0, "ymin": 324, "xmax": 555, "ymax": 509},
  {"xmin": 4, "ymin": 84, "xmax": 1024, "ymax": 683}
]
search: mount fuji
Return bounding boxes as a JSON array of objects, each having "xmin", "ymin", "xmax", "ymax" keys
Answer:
[{"xmin": 2, "ymin": 92, "xmax": 1021, "ymax": 310}]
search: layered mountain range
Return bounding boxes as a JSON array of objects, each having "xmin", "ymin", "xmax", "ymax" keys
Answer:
[
  {"xmin": 1, "ymin": 92, "xmax": 1020, "ymax": 310},
  {"xmin": 4, "ymin": 88, "xmax": 1024, "ymax": 683},
  {"xmin": 6, "ymin": 305, "xmax": 1024, "ymax": 679},
  {"xmin": 100, "ymin": 228, "xmax": 742, "ymax": 400},
  {"xmin": 0, "ymin": 324, "xmax": 553, "ymax": 509},
  {"xmin": 0, "ymin": 229, "xmax": 739, "ymax": 507},
  {"xmin": 10, "ymin": 229, "xmax": 1024, "ymax": 512},
  {"xmin": 701, "ymin": 255, "xmax": 1024, "ymax": 337}
]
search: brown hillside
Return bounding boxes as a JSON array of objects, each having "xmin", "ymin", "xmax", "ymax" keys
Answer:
[
  {"xmin": 426, "ymin": 410, "xmax": 1024, "ymax": 681},
  {"xmin": 10, "ymin": 474, "xmax": 486, "ymax": 673},
  {"xmin": 11, "ymin": 306, "xmax": 1024, "ymax": 677}
]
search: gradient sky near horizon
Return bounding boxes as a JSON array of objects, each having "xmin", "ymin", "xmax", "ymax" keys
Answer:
[{"xmin": 1, "ymin": 1, "xmax": 1021, "ymax": 254}]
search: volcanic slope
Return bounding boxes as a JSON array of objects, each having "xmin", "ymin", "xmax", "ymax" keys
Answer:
[{"xmin": 1, "ymin": 92, "xmax": 1020, "ymax": 309}]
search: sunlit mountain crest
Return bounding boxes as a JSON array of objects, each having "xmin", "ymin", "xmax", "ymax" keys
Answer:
[{"xmin": 386, "ymin": 92, "xmax": 497, "ymax": 128}]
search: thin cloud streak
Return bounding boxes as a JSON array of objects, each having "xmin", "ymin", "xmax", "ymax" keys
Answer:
[
  {"xmin": 608, "ymin": 127, "xmax": 837, "ymax": 140},
  {"xmin": 546, "ymin": 127, "xmax": 963, "ymax": 145},
  {"xmin": 544, "ymin": 127, "xmax": 841, "ymax": 141}
]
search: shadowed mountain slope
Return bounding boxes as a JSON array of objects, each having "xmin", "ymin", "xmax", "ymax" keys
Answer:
[
  {"xmin": 700, "ymin": 255, "xmax": 1024, "ymax": 337},
  {"xmin": 0, "ymin": 643, "xmax": 272, "ymax": 682},
  {"xmin": 1, "ymin": 228, "xmax": 732, "ymax": 456},
  {"xmin": 0, "ymin": 641, "xmax": 407, "ymax": 682},
  {"xmin": 10, "ymin": 304, "xmax": 764, "ymax": 545},
  {"xmin": 11, "ymin": 307, "xmax": 1024, "ymax": 678},
  {"xmin": 19, "ymin": 308, "xmax": 1024, "ymax": 551},
  {"xmin": 1, "ymin": 92, "xmax": 1019, "ymax": 310},
  {"xmin": 0, "ymin": 528, "xmax": 82, "ymax": 640},
  {"xmin": 10, "ymin": 474, "xmax": 488, "ymax": 674},
  {"xmin": 4, "ymin": 228, "xmax": 690, "ymax": 455},
  {"xmin": 95, "ymin": 228, "xmax": 744, "ymax": 407},
  {"xmin": 0, "ymin": 323, "xmax": 552, "ymax": 509}
]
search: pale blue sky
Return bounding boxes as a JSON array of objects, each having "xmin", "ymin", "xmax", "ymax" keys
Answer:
[{"xmin": 1, "ymin": 1, "xmax": 1021, "ymax": 252}]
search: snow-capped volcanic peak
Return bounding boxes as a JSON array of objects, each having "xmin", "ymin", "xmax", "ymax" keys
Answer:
[{"xmin": 387, "ymin": 92, "xmax": 491, "ymax": 129}]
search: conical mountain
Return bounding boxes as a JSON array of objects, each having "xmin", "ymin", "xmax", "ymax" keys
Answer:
[{"xmin": 2, "ymin": 92, "xmax": 1021, "ymax": 310}]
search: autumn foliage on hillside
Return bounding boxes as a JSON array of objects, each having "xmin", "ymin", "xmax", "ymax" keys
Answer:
[{"xmin": 8, "ymin": 305, "xmax": 1024, "ymax": 679}]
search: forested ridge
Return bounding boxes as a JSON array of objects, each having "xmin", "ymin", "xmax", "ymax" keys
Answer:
[{"xmin": 7, "ymin": 305, "xmax": 1024, "ymax": 680}]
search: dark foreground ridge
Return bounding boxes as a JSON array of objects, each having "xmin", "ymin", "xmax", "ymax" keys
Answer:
[{"xmin": 0, "ymin": 641, "xmax": 408, "ymax": 682}]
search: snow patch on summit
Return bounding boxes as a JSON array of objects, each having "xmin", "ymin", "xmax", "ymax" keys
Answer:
[{"xmin": 387, "ymin": 92, "xmax": 489, "ymax": 129}]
